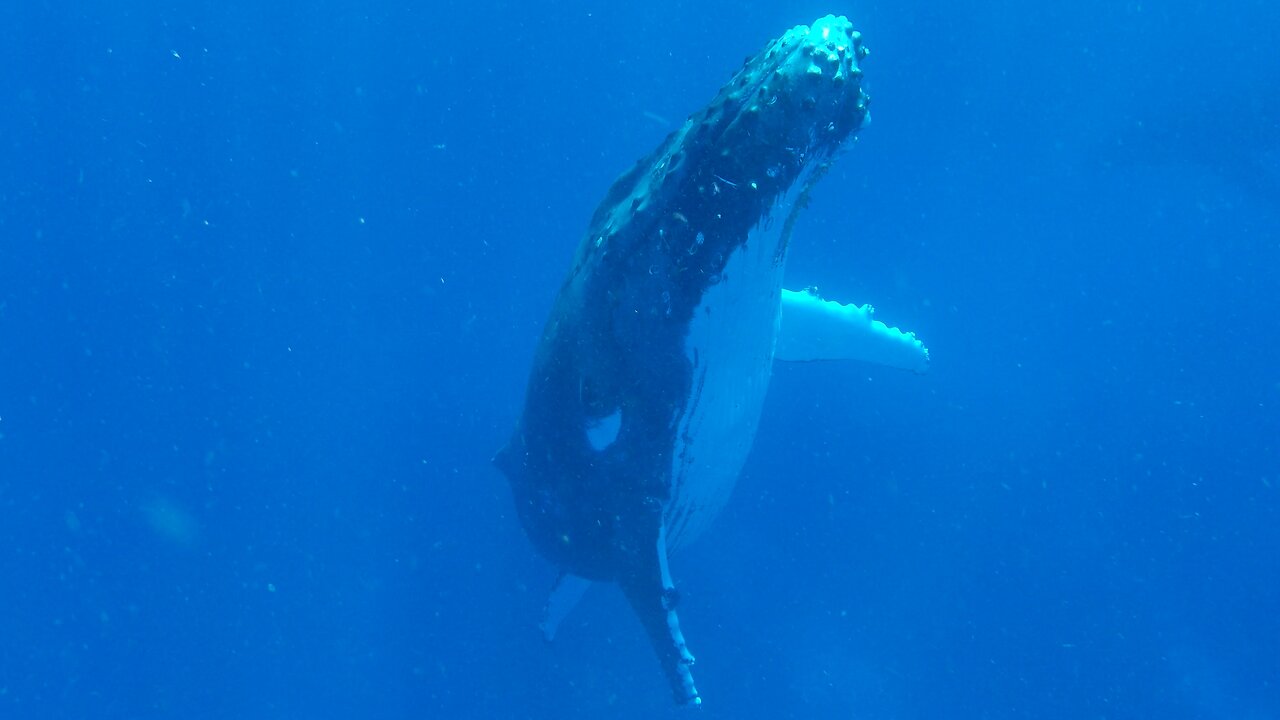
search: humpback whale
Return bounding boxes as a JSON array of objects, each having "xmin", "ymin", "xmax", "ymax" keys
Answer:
[{"xmin": 496, "ymin": 15, "xmax": 929, "ymax": 705}]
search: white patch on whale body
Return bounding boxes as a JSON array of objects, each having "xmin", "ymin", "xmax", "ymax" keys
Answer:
[
  {"xmin": 586, "ymin": 409, "xmax": 622, "ymax": 451},
  {"xmin": 664, "ymin": 161, "xmax": 822, "ymax": 552}
]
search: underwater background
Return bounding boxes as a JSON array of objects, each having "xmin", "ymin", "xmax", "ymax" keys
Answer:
[{"xmin": 2, "ymin": 1, "xmax": 1277, "ymax": 718}]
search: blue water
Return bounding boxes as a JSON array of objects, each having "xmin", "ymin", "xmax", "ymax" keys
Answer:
[{"xmin": 2, "ymin": 1, "xmax": 1277, "ymax": 718}]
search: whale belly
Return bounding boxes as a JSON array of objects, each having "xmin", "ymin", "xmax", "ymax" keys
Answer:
[{"xmin": 664, "ymin": 168, "xmax": 816, "ymax": 552}]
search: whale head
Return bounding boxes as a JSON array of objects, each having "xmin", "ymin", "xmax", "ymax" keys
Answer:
[
  {"xmin": 688, "ymin": 14, "xmax": 870, "ymax": 195},
  {"xmin": 736, "ymin": 15, "xmax": 870, "ymax": 146}
]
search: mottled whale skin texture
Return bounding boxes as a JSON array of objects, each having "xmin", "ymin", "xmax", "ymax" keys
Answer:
[{"xmin": 496, "ymin": 15, "xmax": 872, "ymax": 705}]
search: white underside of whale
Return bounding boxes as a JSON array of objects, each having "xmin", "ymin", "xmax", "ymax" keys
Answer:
[{"xmin": 663, "ymin": 164, "xmax": 815, "ymax": 553}]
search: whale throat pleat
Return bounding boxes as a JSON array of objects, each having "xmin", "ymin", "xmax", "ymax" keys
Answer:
[{"xmin": 665, "ymin": 162, "xmax": 821, "ymax": 551}]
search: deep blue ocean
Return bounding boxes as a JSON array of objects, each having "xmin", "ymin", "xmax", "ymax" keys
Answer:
[{"xmin": 3, "ymin": 1, "xmax": 1277, "ymax": 718}]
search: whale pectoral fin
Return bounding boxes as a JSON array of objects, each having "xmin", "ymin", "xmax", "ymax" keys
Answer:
[
  {"xmin": 617, "ymin": 522, "xmax": 701, "ymax": 706},
  {"xmin": 775, "ymin": 287, "xmax": 931, "ymax": 373},
  {"xmin": 540, "ymin": 572, "xmax": 593, "ymax": 641}
]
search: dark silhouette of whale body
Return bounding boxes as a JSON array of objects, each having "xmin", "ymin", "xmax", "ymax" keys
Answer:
[{"xmin": 496, "ymin": 15, "xmax": 928, "ymax": 705}]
